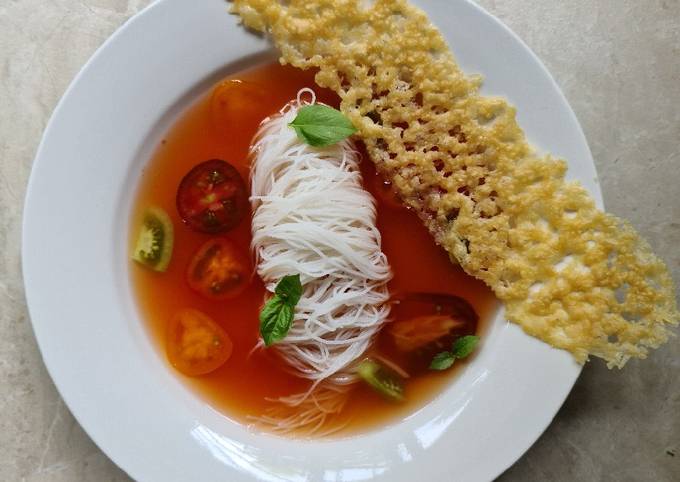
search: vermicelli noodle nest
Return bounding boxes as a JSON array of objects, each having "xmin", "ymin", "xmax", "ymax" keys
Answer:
[{"xmin": 249, "ymin": 90, "xmax": 392, "ymax": 434}]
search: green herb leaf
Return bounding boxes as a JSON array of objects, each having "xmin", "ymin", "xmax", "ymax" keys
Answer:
[
  {"xmin": 259, "ymin": 296, "xmax": 294, "ymax": 346},
  {"xmin": 451, "ymin": 335, "xmax": 480, "ymax": 359},
  {"xmin": 429, "ymin": 351, "xmax": 456, "ymax": 371},
  {"xmin": 274, "ymin": 274, "xmax": 302, "ymax": 305},
  {"xmin": 429, "ymin": 336, "xmax": 480, "ymax": 371},
  {"xmin": 289, "ymin": 104, "xmax": 357, "ymax": 147},
  {"xmin": 259, "ymin": 275, "xmax": 303, "ymax": 346}
]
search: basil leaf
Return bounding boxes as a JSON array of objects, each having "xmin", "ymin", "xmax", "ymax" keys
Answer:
[
  {"xmin": 259, "ymin": 296, "xmax": 294, "ymax": 346},
  {"xmin": 289, "ymin": 104, "xmax": 357, "ymax": 147},
  {"xmin": 268, "ymin": 303, "xmax": 293, "ymax": 346},
  {"xmin": 429, "ymin": 351, "xmax": 456, "ymax": 371},
  {"xmin": 259, "ymin": 296, "xmax": 284, "ymax": 346},
  {"xmin": 451, "ymin": 335, "xmax": 479, "ymax": 359},
  {"xmin": 259, "ymin": 274, "xmax": 304, "ymax": 346},
  {"xmin": 274, "ymin": 274, "xmax": 302, "ymax": 305}
]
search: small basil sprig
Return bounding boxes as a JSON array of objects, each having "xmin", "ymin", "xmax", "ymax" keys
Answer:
[
  {"xmin": 259, "ymin": 274, "xmax": 302, "ymax": 346},
  {"xmin": 289, "ymin": 105, "xmax": 357, "ymax": 147},
  {"xmin": 430, "ymin": 335, "xmax": 480, "ymax": 370}
]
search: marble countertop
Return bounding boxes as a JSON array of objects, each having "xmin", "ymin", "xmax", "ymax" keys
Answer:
[{"xmin": 1, "ymin": 1, "xmax": 678, "ymax": 481}]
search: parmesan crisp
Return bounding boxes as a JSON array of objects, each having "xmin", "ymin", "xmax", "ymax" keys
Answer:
[{"xmin": 231, "ymin": 0, "xmax": 678, "ymax": 367}]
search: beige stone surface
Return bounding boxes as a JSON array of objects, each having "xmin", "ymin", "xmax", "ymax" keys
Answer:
[{"xmin": 0, "ymin": 0, "xmax": 678, "ymax": 480}]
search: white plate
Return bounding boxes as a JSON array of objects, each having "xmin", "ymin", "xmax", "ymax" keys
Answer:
[{"xmin": 23, "ymin": 0, "xmax": 600, "ymax": 480}]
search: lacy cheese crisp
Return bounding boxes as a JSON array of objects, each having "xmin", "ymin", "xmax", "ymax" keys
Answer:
[{"xmin": 231, "ymin": 0, "xmax": 678, "ymax": 367}]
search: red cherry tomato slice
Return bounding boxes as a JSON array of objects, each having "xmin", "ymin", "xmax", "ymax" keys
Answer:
[
  {"xmin": 186, "ymin": 238, "xmax": 250, "ymax": 300},
  {"xmin": 176, "ymin": 159, "xmax": 248, "ymax": 233},
  {"xmin": 388, "ymin": 293, "xmax": 478, "ymax": 366},
  {"xmin": 166, "ymin": 309, "xmax": 233, "ymax": 377}
]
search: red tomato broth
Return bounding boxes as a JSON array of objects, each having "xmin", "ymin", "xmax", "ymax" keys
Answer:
[{"xmin": 130, "ymin": 62, "xmax": 498, "ymax": 435}]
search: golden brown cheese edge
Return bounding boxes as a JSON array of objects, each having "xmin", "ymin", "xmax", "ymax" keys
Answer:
[{"xmin": 231, "ymin": 0, "xmax": 679, "ymax": 368}]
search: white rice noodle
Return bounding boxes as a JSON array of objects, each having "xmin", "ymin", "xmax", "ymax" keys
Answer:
[{"xmin": 249, "ymin": 89, "xmax": 392, "ymax": 435}]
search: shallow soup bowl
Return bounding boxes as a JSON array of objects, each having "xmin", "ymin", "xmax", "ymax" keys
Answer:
[{"xmin": 23, "ymin": 0, "xmax": 598, "ymax": 480}]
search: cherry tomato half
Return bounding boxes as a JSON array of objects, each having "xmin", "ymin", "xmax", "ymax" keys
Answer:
[
  {"xmin": 186, "ymin": 238, "xmax": 250, "ymax": 300},
  {"xmin": 211, "ymin": 80, "xmax": 268, "ymax": 134},
  {"xmin": 166, "ymin": 309, "xmax": 233, "ymax": 377},
  {"xmin": 387, "ymin": 293, "xmax": 478, "ymax": 367},
  {"xmin": 176, "ymin": 159, "xmax": 249, "ymax": 234}
]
